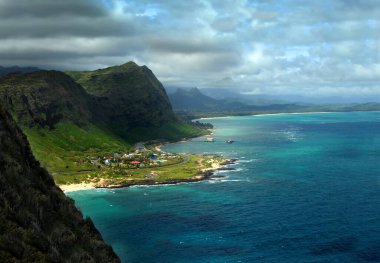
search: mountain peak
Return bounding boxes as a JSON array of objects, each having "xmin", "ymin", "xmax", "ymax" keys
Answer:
[
  {"xmin": 66, "ymin": 62, "xmax": 177, "ymax": 134},
  {"xmin": 174, "ymin": 87, "xmax": 203, "ymax": 96},
  {"xmin": 120, "ymin": 61, "xmax": 139, "ymax": 68}
]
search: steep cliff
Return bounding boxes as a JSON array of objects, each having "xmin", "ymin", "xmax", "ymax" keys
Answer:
[
  {"xmin": 67, "ymin": 62, "xmax": 177, "ymax": 131},
  {"xmin": 0, "ymin": 106, "xmax": 120, "ymax": 262},
  {"xmin": 0, "ymin": 71, "xmax": 94, "ymax": 128}
]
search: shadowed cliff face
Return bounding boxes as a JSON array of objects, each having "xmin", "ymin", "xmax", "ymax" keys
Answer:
[
  {"xmin": 0, "ymin": 71, "xmax": 93, "ymax": 129},
  {"xmin": 67, "ymin": 62, "xmax": 177, "ymax": 129},
  {"xmin": 0, "ymin": 62, "xmax": 184, "ymax": 140},
  {"xmin": 0, "ymin": 107, "xmax": 120, "ymax": 262}
]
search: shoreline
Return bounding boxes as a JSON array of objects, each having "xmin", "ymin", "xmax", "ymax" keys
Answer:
[
  {"xmin": 60, "ymin": 157, "xmax": 238, "ymax": 193},
  {"xmin": 198, "ymin": 111, "xmax": 335, "ymax": 120},
  {"xmin": 60, "ymin": 182, "xmax": 96, "ymax": 193},
  {"xmin": 59, "ymin": 111, "xmax": 332, "ymax": 193},
  {"xmin": 198, "ymin": 110, "xmax": 380, "ymax": 120},
  {"xmin": 60, "ymin": 129, "xmax": 216, "ymax": 193}
]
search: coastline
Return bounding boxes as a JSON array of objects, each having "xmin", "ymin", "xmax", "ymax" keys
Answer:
[
  {"xmin": 60, "ymin": 182, "xmax": 96, "ymax": 193},
  {"xmin": 252, "ymin": 111, "xmax": 335, "ymax": 117},
  {"xmin": 198, "ymin": 111, "xmax": 335, "ymax": 120},
  {"xmin": 59, "ymin": 111, "xmax": 332, "ymax": 193},
  {"xmin": 198, "ymin": 110, "xmax": 380, "ymax": 120},
  {"xmin": 59, "ymin": 157, "xmax": 238, "ymax": 193},
  {"xmin": 60, "ymin": 129, "xmax": 216, "ymax": 193}
]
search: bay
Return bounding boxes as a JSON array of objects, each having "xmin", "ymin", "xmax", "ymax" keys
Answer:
[{"xmin": 68, "ymin": 112, "xmax": 380, "ymax": 262}]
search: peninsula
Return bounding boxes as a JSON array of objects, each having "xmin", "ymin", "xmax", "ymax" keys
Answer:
[{"xmin": 59, "ymin": 144, "xmax": 236, "ymax": 192}]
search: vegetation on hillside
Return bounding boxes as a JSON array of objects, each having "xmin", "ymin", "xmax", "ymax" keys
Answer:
[
  {"xmin": 66, "ymin": 62, "xmax": 176, "ymax": 132},
  {"xmin": 0, "ymin": 106, "xmax": 120, "ymax": 262},
  {"xmin": 0, "ymin": 64, "xmax": 207, "ymax": 185}
]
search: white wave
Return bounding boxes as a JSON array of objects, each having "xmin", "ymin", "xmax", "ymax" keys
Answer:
[
  {"xmin": 237, "ymin": 159, "xmax": 258, "ymax": 163},
  {"xmin": 219, "ymin": 179, "xmax": 247, "ymax": 182},
  {"xmin": 209, "ymin": 176, "xmax": 251, "ymax": 183}
]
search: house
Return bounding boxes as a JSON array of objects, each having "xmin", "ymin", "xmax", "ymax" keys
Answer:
[{"xmin": 130, "ymin": 161, "xmax": 141, "ymax": 167}]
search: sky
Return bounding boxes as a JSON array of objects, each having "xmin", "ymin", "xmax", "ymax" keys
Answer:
[{"xmin": 0, "ymin": 0, "xmax": 380, "ymax": 101}]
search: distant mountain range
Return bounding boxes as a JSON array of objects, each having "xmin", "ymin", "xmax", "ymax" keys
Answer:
[
  {"xmin": 200, "ymin": 88, "xmax": 290, "ymax": 105},
  {"xmin": 169, "ymin": 87, "xmax": 248, "ymax": 111},
  {"xmin": 166, "ymin": 86, "xmax": 296, "ymax": 105},
  {"xmin": 168, "ymin": 87, "xmax": 307, "ymax": 115},
  {"xmin": 168, "ymin": 87, "xmax": 380, "ymax": 117}
]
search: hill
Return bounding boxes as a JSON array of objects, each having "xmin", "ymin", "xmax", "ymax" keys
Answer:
[
  {"xmin": 66, "ymin": 62, "xmax": 176, "ymax": 133},
  {"xmin": 0, "ymin": 65, "xmax": 205, "ymax": 184},
  {"xmin": 0, "ymin": 106, "xmax": 120, "ymax": 262},
  {"xmin": 66, "ymin": 62, "xmax": 203, "ymax": 142},
  {"xmin": 0, "ymin": 70, "xmax": 130, "ymax": 180}
]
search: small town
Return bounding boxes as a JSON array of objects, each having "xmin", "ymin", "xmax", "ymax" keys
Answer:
[{"xmin": 89, "ymin": 147, "xmax": 181, "ymax": 169}]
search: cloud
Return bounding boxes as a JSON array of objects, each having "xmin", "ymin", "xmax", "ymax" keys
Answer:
[
  {"xmin": 0, "ymin": 0, "xmax": 379, "ymax": 100},
  {"xmin": 0, "ymin": 0, "xmax": 105, "ymax": 18}
]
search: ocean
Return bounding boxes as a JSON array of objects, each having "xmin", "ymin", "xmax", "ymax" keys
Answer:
[{"xmin": 68, "ymin": 112, "xmax": 380, "ymax": 262}]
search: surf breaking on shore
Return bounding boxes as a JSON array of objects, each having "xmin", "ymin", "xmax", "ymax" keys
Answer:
[{"xmin": 60, "ymin": 157, "xmax": 238, "ymax": 193}]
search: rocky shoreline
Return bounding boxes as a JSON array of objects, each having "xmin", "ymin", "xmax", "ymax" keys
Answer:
[
  {"xmin": 95, "ymin": 158, "xmax": 238, "ymax": 189},
  {"xmin": 61, "ymin": 158, "xmax": 238, "ymax": 192}
]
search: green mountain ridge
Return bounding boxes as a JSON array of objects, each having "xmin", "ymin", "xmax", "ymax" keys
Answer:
[
  {"xmin": 0, "ymin": 106, "xmax": 120, "ymax": 262},
  {"xmin": 66, "ymin": 62, "xmax": 176, "ymax": 132},
  {"xmin": 0, "ymin": 63, "xmax": 205, "ymax": 182}
]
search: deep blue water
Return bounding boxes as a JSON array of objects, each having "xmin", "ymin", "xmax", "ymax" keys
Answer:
[{"xmin": 68, "ymin": 112, "xmax": 380, "ymax": 262}]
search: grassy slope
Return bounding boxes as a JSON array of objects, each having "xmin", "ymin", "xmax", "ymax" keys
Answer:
[
  {"xmin": 23, "ymin": 122, "xmax": 131, "ymax": 184},
  {"xmin": 71, "ymin": 155, "xmax": 224, "ymax": 189},
  {"xmin": 22, "ymin": 121, "xmax": 207, "ymax": 185}
]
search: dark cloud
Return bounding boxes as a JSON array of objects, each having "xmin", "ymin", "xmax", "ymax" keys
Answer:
[
  {"xmin": 0, "ymin": 0, "xmax": 106, "ymax": 18},
  {"xmin": 0, "ymin": 18, "xmax": 135, "ymax": 39}
]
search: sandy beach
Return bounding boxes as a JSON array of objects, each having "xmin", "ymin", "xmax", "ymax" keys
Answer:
[
  {"xmin": 59, "ymin": 182, "xmax": 96, "ymax": 193},
  {"xmin": 58, "ymin": 157, "xmax": 234, "ymax": 193},
  {"xmin": 198, "ymin": 111, "xmax": 336, "ymax": 121},
  {"xmin": 252, "ymin": 111, "xmax": 334, "ymax": 117}
]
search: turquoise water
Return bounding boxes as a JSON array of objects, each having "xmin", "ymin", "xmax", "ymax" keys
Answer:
[{"xmin": 68, "ymin": 112, "xmax": 380, "ymax": 262}]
